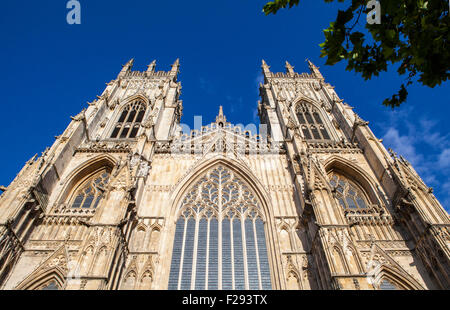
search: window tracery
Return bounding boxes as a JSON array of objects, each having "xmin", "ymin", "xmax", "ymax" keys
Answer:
[
  {"xmin": 329, "ymin": 172, "xmax": 368, "ymax": 210},
  {"xmin": 110, "ymin": 100, "xmax": 147, "ymax": 139},
  {"xmin": 69, "ymin": 169, "xmax": 110, "ymax": 210},
  {"xmin": 296, "ymin": 102, "xmax": 331, "ymax": 140},
  {"xmin": 379, "ymin": 278, "xmax": 399, "ymax": 290},
  {"xmin": 39, "ymin": 280, "xmax": 60, "ymax": 290},
  {"xmin": 168, "ymin": 166, "xmax": 272, "ymax": 290}
]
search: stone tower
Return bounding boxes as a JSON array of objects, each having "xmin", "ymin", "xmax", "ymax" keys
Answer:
[
  {"xmin": 0, "ymin": 59, "xmax": 448, "ymax": 290},
  {"xmin": 257, "ymin": 60, "xmax": 449, "ymax": 290}
]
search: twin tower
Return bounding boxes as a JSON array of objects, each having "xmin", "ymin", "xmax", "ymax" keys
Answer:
[{"xmin": 0, "ymin": 59, "xmax": 448, "ymax": 290}]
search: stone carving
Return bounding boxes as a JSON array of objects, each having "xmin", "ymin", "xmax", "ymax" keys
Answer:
[
  {"xmin": 76, "ymin": 141, "xmax": 131, "ymax": 153},
  {"xmin": 0, "ymin": 59, "xmax": 446, "ymax": 291},
  {"xmin": 137, "ymin": 162, "xmax": 150, "ymax": 178}
]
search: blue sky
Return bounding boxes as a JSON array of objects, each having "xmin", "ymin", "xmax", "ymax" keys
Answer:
[{"xmin": 0, "ymin": 1, "xmax": 448, "ymax": 210}]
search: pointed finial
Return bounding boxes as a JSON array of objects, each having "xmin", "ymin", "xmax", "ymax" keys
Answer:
[
  {"xmin": 285, "ymin": 61, "xmax": 295, "ymax": 75},
  {"xmin": 306, "ymin": 58, "xmax": 323, "ymax": 79},
  {"xmin": 216, "ymin": 106, "xmax": 227, "ymax": 125},
  {"xmin": 170, "ymin": 58, "xmax": 180, "ymax": 75},
  {"xmin": 172, "ymin": 58, "xmax": 180, "ymax": 68},
  {"xmin": 262, "ymin": 59, "xmax": 271, "ymax": 76},
  {"xmin": 147, "ymin": 60, "xmax": 156, "ymax": 73},
  {"xmin": 123, "ymin": 58, "xmax": 134, "ymax": 69},
  {"xmin": 118, "ymin": 58, "xmax": 134, "ymax": 78}
]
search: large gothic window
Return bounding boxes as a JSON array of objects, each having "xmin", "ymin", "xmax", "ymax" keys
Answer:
[
  {"xmin": 296, "ymin": 102, "xmax": 331, "ymax": 141},
  {"xmin": 329, "ymin": 173, "xmax": 368, "ymax": 210},
  {"xmin": 110, "ymin": 100, "xmax": 147, "ymax": 139},
  {"xmin": 70, "ymin": 169, "xmax": 110, "ymax": 209},
  {"xmin": 168, "ymin": 166, "xmax": 272, "ymax": 290}
]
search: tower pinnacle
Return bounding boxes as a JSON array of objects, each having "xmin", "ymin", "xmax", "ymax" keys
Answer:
[
  {"xmin": 216, "ymin": 106, "xmax": 227, "ymax": 125},
  {"xmin": 306, "ymin": 59, "xmax": 323, "ymax": 80},
  {"xmin": 147, "ymin": 60, "xmax": 156, "ymax": 74},
  {"xmin": 117, "ymin": 58, "xmax": 134, "ymax": 78},
  {"xmin": 285, "ymin": 61, "xmax": 295, "ymax": 76},
  {"xmin": 262, "ymin": 59, "xmax": 270, "ymax": 74},
  {"xmin": 171, "ymin": 58, "xmax": 180, "ymax": 74}
]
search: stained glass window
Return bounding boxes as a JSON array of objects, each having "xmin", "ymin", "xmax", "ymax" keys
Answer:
[
  {"xmin": 167, "ymin": 218, "xmax": 185, "ymax": 290},
  {"xmin": 40, "ymin": 281, "xmax": 60, "ymax": 290},
  {"xmin": 256, "ymin": 218, "xmax": 272, "ymax": 290},
  {"xmin": 208, "ymin": 219, "xmax": 219, "ymax": 290},
  {"xmin": 110, "ymin": 100, "xmax": 147, "ymax": 139},
  {"xmin": 180, "ymin": 219, "xmax": 195, "ymax": 290},
  {"xmin": 296, "ymin": 102, "xmax": 331, "ymax": 141},
  {"xmin": 222, "ymin": 218, "xmax": 233, "ymax": 289},
  {"xmin": 70, "ymin": 169, "xmax": 110, "ymax": 209},
  {"xmin": 168, "ymin": 166, "xmax": 272, "ymax": 290},
  {"xmin": 380, "ymin": 279, "xmax": 398, "ymax": 290},
  {"xmin": 245, "ymin": 219, "xmax": 259, "ymax": 290},
  {"xmin": 329, "ymin": 173, "xmax": 368, "ymax": 210},
  {"xmin": 233, "ymin": 219, "xmax": 245, "ymax": 290},
  {"xmin": 195, "ymin": 219, "xmax": 208, "ymax": 290}
]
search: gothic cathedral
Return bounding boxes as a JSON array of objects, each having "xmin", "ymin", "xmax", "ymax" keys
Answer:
[{"xmin": 0, "ymin": 59, "xmax": 448, "ymax": 290}]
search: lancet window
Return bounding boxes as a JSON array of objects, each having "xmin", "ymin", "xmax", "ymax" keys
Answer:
[
  {"xmin": 110, "ymin": 100, "xmax": 147, "ymax": 139},
  {"xmin": 329, "ymin": 172, "xmax": 369, "ymax": 210},
  {"xmin": 296, "ymin": 102, "xmax": 331, "ymax": 140},
  {"xmin": 69, "ymin": 169, "xmax": 110, "ymax": 209}
]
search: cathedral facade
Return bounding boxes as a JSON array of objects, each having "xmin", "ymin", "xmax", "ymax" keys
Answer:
[{"xmin": 0, "ymin": 59, "xmax": 448, "ymax": 290}]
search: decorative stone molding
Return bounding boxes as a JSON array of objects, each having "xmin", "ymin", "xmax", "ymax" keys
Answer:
[
  {"xmin": 50, "ymin": 204, "xmax": 96, "ymax": 216},
  {"xmin": 306, "ymin": 141, "xmax": 362, "ymax": 154},
  {"xmin": 76, "ymin": 141, "xmax": 131, "ymax": 154},
  {"xmin": 146, "ymin": 185, "xmax": 173, "ymax": 192},
  {"xmin": 346, "ymin": 212, "xmax": 393, "ymax": 225},
  {"xmin": 356, "ymin": 240, "xmax": 408, "ymax": 250},
  {"xmin": 1, "ymin": 59, "xmax": 447, "ymax": 291}
]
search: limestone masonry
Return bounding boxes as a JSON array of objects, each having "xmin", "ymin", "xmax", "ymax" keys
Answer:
[{"xmin": 0, "ymin": 59, "xmax": 448, "ymax": 290}]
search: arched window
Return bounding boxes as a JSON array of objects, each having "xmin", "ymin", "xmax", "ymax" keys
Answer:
[
  {"xmin": 121, "ymin": 272, "xmax": 137, "ymax": 290},
  {"xmin": 296, "ymin": 102, "xmax": 331, "ymax": 141},
  {"xmin": 69, "ymin": 169, "xmax": 110, "ymax": 209},
  {"xmin": 110, "ymin": 100, "xmax": 147, "ymax": 139},
  {"xmin": 168, "ymin": 166, "xmax": 272, "ymax": 290},
  {"xmin": 39, "ymin": 280, "xmax": 61, "ymax": 290},
  {"xmin": 329, "ymin": 172, "xmax": 368, "ymax": 210},
  {"xmin": 18, "ymin": 275, "xmax": 65, "ymax": 290},
  {"xmin": 379, "ymin": 278, "xmax": 399, "ymax": 290}
]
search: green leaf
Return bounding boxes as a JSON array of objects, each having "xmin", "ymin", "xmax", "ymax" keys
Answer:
[{"xmin": 261, "ymin": 0, "xmax": 450, "ymax": 109}]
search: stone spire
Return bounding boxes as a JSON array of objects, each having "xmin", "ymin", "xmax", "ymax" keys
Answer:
[
  {"xmin": 216, "ymin": 106, "xmax": 227, "ymax": 126},
  {"xmin": 306, "ymin": 59, "xmax": 324, "ymax": 80},
  {"xmin": 285, "ymin": 61, "xmax": 295, "ymax": 76},
  {"xmin": 262, "ymin": 59, "xmax": 271, "ymax": 76},
  {"xmin": 118, "ymin": 58, "xmax": 134, "ymax": 79},
  {"xmin": 146, "ymin": 60, "xmax": 156, "ymax": 74},
  {"xmin": 170, "ymin": 58, "xmax": 180, "ymax": 74}
]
